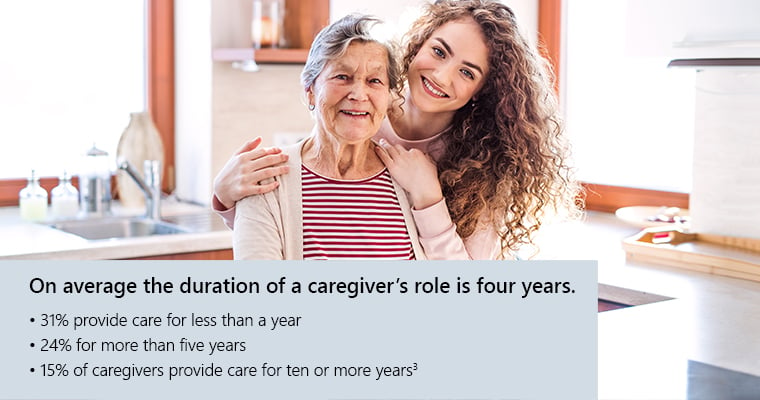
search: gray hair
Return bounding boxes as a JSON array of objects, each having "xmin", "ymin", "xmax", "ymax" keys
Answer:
[{"xmin": 300, "ymin": 13, "xmax": 401, "ymax": 93}]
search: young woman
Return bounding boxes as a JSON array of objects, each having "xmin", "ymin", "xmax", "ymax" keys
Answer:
[{"xmin": 215, "ymin": 0, "xmax": 583, "ymax": 260}]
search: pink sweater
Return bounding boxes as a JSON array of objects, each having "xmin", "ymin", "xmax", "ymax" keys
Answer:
[{"xmin": 214, "ymin": 118, "xmax": 502, "ymax": 260}]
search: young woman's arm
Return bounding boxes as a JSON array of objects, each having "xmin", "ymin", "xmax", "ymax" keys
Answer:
[{"xmin": 412, "ymin": 198, "xmax": 503, "ymax": 260}]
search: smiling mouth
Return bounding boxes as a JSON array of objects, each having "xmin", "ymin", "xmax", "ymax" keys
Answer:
[
  {"xmin": 340, "ymin": 110, "xmax": 370, "ymax": 116},
  {"xmin": 422, "ymin": 77, "xmax": 449, "ymax": 98}
]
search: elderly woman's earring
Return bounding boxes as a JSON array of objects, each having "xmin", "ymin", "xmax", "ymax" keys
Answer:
[{"xmin": 308, "ymin": 104, "xmax": 315, "ymax": 111}]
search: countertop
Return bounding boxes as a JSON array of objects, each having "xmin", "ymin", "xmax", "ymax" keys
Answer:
[
  {"xmin": 1, "ymin": 205, "xmax": 759, "ymax": 398},
  {"xmin": 534, "ymin": 212, "xmax": 760, "ymax": 399},
  {"xmin": 0, "ymin": 200, "xmax": 232, "ymax": 260}
]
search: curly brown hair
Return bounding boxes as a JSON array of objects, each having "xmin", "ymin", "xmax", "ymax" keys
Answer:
[{"xmin": 402, "ymin": 0, "xmax": 584, "ymax": 258}]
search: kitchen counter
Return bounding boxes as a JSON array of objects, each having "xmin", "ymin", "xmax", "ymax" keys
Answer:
[
  {"xmin": 534, "ymin": 212, "xmax": 760, "ymax": 399},
  {"xmin": 1, "ymin": 204, "xmax": 759, "ymax": 397},
  {"xmin": 0, "ymin": 200, "xmax": 232, "ymax": 260}
]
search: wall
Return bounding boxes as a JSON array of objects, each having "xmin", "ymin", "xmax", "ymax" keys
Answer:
[
  {"xmin": 175, "ymin": 0, "xmax": 213, "ymax": 204},
  {"xmin": 175, "ymin": 0, "xmax": 316, "ymax": 204},
  {"xmin": 211, "ymin": 63, "xmax": 314, "ymax": 182},
  {"xmin": 624, "ymin": 0, "xmax": 760, "ymax": 59},
  {"xmin": 690, "ymin": 68, "xmax": 760, "ymax": 239}
]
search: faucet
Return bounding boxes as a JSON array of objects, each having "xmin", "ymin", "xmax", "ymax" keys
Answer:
[{"xmin": 118, "ymin": 160, "xmax": 162, "ymax": 220}]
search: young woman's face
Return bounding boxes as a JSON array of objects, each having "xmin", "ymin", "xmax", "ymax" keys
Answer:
[
  {"xmin": 308, "ymin": 41, "xmax": 391, "ymax": 145},
  {"xmin": 407, "ymin": 17, "xmax": 490, "ymax": 114}
]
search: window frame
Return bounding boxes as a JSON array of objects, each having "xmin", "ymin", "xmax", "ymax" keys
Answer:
[
  {"xmin": 148, "ymin": 0, "xmax": 175, "ymax": 193},
  {"xmin": 0, "ymin": 0, "xmax": 174, "ymax": 207},
  {"xmin": 538, "ymin": 0, "xmax": 689, "ymax": 212}
]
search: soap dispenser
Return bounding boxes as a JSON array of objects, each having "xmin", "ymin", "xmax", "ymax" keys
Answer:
[
  {"xmin": 19, "ymin": 169, "xmax": 48, "ymax": 222},
  {"xmin": 51, "ymin": 171, "xmax": 80, "ymax": 219}
]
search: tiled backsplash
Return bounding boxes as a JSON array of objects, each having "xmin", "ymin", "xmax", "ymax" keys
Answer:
[{"xmin": 211, "ymin": 63, "xmax": 313, "ymax": 181}]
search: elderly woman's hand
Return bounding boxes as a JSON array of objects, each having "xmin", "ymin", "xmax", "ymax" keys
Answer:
[
  {"xmin": 213, "ymin": 136, "xmax": 290, "ymax": 210},
  {"xmin": 375, "ymin": 139, "xmax": 443, "ymax": 210}
]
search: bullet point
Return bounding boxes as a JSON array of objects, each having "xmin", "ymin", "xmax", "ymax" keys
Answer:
[
  {"xmin": 30, "ymin": 317, "xmax": 35, "ymax": 323},
  {"xmin": 30, "ymin": 342, "xmax": 35, "ymax": 348},
  {"xmin": 30, "ymin": 368, "xmax": 35, "ymax": 373}
]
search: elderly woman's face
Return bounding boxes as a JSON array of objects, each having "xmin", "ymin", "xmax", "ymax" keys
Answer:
[{"xmin": 308, "ymin": 41, "xmax": 391, "ymax": 145}]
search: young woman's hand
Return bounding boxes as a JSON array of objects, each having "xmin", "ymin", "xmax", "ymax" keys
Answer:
[
  {"xmin": 375, "ymin": 139, "xmax": 443, "ymax": 210},
  {"xmin": 213, "ymin": 137, "xmax": 289, "ymax": 210}
]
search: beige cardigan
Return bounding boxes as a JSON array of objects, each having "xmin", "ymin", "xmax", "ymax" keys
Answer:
[{"xmin": 233, "ymin": 140, "xmax": 427, "ymax": 260}]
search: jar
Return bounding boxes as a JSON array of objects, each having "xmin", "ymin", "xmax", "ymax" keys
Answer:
[
  {"xmin": 252, "ymin": 0, "xmax": 284, "ymax": 49},
  {"xmin": 78, "ymin": 144, "xmax": 112, "ymax": 216}
]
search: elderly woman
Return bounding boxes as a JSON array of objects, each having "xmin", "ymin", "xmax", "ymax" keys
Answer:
[{"xmin": 233, "ymin": 14, "xmax": 426, "ymax": 260}]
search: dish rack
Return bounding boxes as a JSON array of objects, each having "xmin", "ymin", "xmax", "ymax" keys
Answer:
[{"xmin": 622, "ymin": 227, "xmax": 760, "ymax": 282}]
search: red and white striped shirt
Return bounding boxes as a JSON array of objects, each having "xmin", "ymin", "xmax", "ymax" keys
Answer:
[{"xmin": 301, "ymin": 164, "xmax": 415, "ymax": 260}]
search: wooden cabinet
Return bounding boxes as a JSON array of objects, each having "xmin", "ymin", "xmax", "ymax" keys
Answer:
[
  {"xmin": 126, "ymin": 248, "xmax": 233, "ymax": 260},
  {"xmin": 212, "ymin": 0, "xmax": 329, "ymax": 64}
]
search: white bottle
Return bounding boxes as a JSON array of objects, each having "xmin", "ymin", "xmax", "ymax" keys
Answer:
[
  {"xmin": 51, "ymin": 171, "xmax": 80, "ymax": 219},
  {"xmin": 19, "ymin": 170, "xmax": 48, "ymax": 222}
]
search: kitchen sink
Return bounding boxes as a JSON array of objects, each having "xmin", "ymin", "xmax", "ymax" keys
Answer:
[{"xmin": 50, "ymin": 217, "xmax": 191, "ymax": 240}]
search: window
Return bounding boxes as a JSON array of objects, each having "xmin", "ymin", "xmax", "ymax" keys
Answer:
[
  {"xmin": 0, "ymin": 1, "xmax": 146, "ymax": 180},
  {"xmin": 562, "ymin": 0, "xmax": 696, "ymax": 194}
]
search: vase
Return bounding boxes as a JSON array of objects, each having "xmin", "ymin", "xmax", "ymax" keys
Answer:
[{"xmin": 116, "ymin": 112, "xmax": 164, "ymax": 209}]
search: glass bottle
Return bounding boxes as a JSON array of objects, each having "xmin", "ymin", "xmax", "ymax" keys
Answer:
[
  {"xmin": 79, "ymin": 144, "xmax": 112, "ymax": 216},
  {"xmin": 19, "ymin": 170, "xmax": 48, "ymax": 222},
  {"xmin": 51, "ymin": 171, "xmax": 80, "ymax": 219}
]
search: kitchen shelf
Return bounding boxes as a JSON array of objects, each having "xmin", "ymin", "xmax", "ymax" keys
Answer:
[
  {"xmin": 212, "ymin": 47, "xmax": 309, "ymax": 64},
  {"xmin": 212, "ymin": 0, "xmax": 328, "ymax": 65}
]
